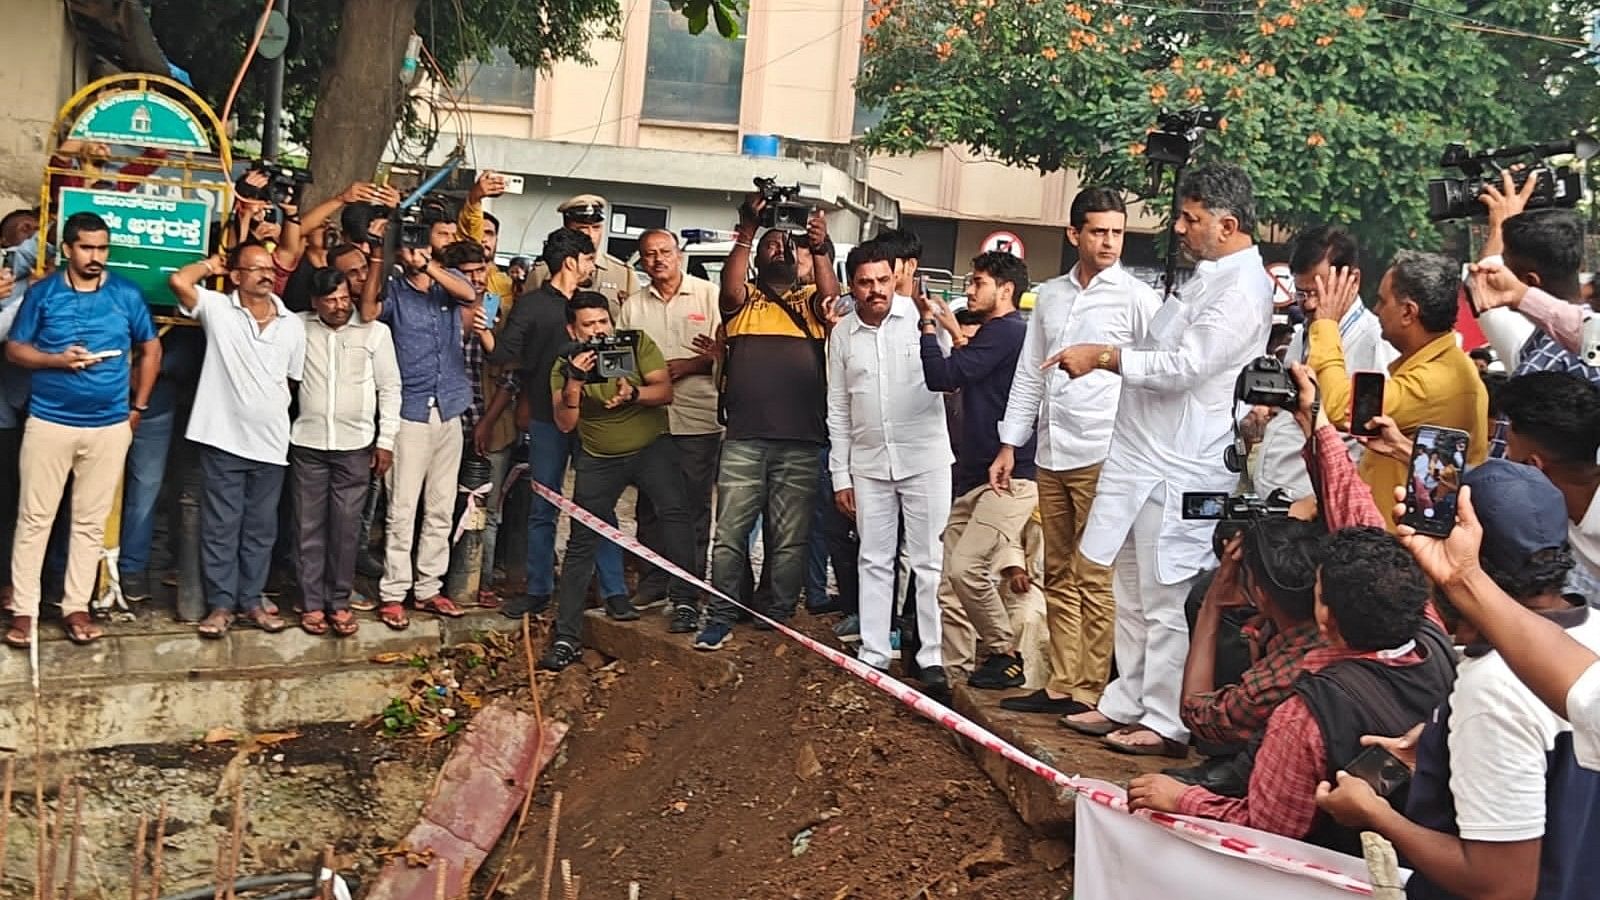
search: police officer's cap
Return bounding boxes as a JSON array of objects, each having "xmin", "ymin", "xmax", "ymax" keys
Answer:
[{"xmin": 559, "ymin": 194, "xmax": 607, "ymax": 224}]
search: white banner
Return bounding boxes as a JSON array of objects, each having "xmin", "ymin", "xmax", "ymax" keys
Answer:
[{"xmin": 1073, "ymin": 779, "xmax": 1403, "ymax": 899}]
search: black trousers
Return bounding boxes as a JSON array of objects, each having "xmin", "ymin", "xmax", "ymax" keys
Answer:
[
  {"xmin": 291, "ymin": 445, "xmax": 373, "ymax": 612},
  {"xmin": 636, "ymin": 432, "xmax": 721, "ymax": 598},
  {"xmin": 554, "ymin": 437, "xmax": 696, "ymax": 643},
  {"xmin": 199, "ymin": 446, "xmax": 285, "ymax": 614}
]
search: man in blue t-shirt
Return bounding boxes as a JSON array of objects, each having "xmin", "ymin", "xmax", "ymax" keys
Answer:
[{"xmin": 3, "ymin": 211, "xmax": 160, "ymax": 646}]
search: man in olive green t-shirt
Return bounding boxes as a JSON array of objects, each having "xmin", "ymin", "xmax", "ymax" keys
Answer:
[{"xmin": 538, "ymin": 292, "xmax": 701, "ymax": 671}]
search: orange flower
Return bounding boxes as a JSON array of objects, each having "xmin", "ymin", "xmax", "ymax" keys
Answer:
[
  {"xmin": 1238, "ymin": 51, "xmax": 1253, "ymax": 64},
  {"xmin": 1197, "ymin": 57, "xmax": 1215, "ymax": 70},
  {"xmin": 1150, "ymin": 82, "xmax": 1169, "ymax": 102},
  {"xmin": 862, "ymin": 34, "xmax": 878, "ymax": 51},
  {"xmin": 1221, "ymin": 63, "xmax": 1239, "ymax": 76},
  {"xmin": 1042, "ymin": 46, "xmax": 1060, "ymax": 60},
  {"xmin": 1276, "ymin": 13, "xmax": 1296, "ymax": 26},
  {"xmin": 1347, "ymin": 4, "xmax": 1366, "ymax": 16},
  {"xmin": 1119, "ymin": 13, "xmax": 1133, "ymax": 26},
  {"xmin": 1256, "ymin": 61, "xmax": 1276, "ymax": 76},
  {"xmin": 1130, "ymin": 39, "xmax": 1143, "ymax": 51},
  {"xmin": 1129, "ymin": 142, "xmax": 1147, "ymax": 156},
  {"xmin": 1260, "ymin": 21, "xmax": 1277, "ymax": 35},
  {"xmin": 1307, "ymin": 132, "xmax": 1327, "ymax": 147},
  {"xmin": 1185, "ymin": 85, "xmax": 1205, "ymax": 102},
  {"xmin": 1226, "ymin": 86, "xmax": 1245, "ymax": 100},
  {"xmin": 945, "ymin": 24, "xmax": 965, "ymax": 38},
  {"xmin": 1316, "ymin": 34, "xmax": 1334, "ymax": 46},
  {"xmin": 972, "ymin": 9, "xmax": 986, "ymax": 25},
  {"xmin": 937, "ymin": 40, "xmax": 954, "ymax": 59},
  {"xmin": 1218, "ymin": 117, "xmax": 1229, "ymax": 132},
  {"xmin": 1170, "ymin": 56, "xmax": 1185, "ymax": 72}
]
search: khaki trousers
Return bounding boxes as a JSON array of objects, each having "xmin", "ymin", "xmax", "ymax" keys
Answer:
[
  {"xmin": 937, "ymin": 480, "xmax": 1039, "ymax": 676},
  {"xmin": 1037, "ymin": 463, "xmax": 1115, "ymax": 703},
  {"xmin": 380, "ymin": 409, "xmax": 464, "ymax": 604},
  {"xmin": 10, "ymin": 417, "xmax": 133, "ymax": 618}
]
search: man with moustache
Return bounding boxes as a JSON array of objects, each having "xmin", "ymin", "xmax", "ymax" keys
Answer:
[
  {"xmin": 526, "ymin": 195, "xmax": 638, "ymax": 320},
  {"xmin": 826, "ymin": 242, "xmax": 952, "ymax": 696},
  {"xmin": 991, "ymin": 188, "xmax": 1160, "ymax": 715},
  {"xmin": 170, "ymin": 243, "xmax": 308, "ymax": 638},
  {"xmin": 619, "ymin": 229, "xmax": 723, "ymax": 630},
  {"xmin": 1059, "ymin": 165, "xmax": 1275, "ymax": 757},
  {"xmin": 290, "ymin": 267, "xmax": 401, "ymax": 637},
  {"xmin": 4, "ymin": 212, "xmax": 159, "ymax": 645}
]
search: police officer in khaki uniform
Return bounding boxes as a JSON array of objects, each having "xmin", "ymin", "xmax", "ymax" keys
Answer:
[{"xmin": 527, "ymin": 194, "xmax": 639, "ymax": 320}]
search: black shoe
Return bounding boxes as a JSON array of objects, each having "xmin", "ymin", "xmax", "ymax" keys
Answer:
[
  {"xmin": 804, "ymin": 594, "xmax": 844, "ymax": 615},
  {"xmin": 668, "ymin": 604, "xmax": 699, "ymax": 634},
  {"xmin": 918, "ymin": 666, "xmax": 952, "ymax": 704},
  {"xmin": 603, "ymin": 594, "xmax": 640, "ymax": 621},
  {"xmin": 632, "ymin": 591, "xmax": 669, "ymax": 611},
  {"xmin": 501, "ymin": 594, "xmax": 551, "ymax": 618},
  {"xmin": 968, "ymin": 653, "xmax": 1026, "ymax": 690},
  {"xmin": 999, "ymin": 690, "xmax": 1091, "ymax": 716},
  {"xmin": 1161, "ymin": 754, "xmax": 1250, "ymax": 798},
  {"xmin": 356, "ymin": 552, "xmax": 385, "ymax": 579},
  {"xmin": 538, "ymin": 639, "xmax": 582, "ymax": 672},
  {"xmin": 120, "ymin": 570, "xmax": 152, "ymax": 603}
]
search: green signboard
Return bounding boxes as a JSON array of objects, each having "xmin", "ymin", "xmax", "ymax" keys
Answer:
[
  {"xmin": 57, "ymin": 188, "xmax": 212, "ymax": 303},
  {"xmin": 67, "ymin": 90, "xmax": 211, "ymax": 153}
]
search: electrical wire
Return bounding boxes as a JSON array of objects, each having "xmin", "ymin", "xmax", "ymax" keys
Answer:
[{"xmin": 221, "ymin": 0, "xmax": 278, "ymax": 129}]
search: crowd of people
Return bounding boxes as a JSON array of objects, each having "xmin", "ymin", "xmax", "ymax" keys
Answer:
[{"xmin": 6, "ymin": 154, "xmax": 1600, "ymax": 892}]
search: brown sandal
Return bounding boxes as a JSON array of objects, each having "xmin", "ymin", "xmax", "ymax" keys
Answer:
[
  {"xmin": 378, "ymin": 603, "xmax": 410, "ymax": 630},
  {"xmin": 1101, "ymin": 726, "xmax": 1190, "ymax": 759},
  {"xmin": 197, "ymin": 609, "xmax": 233, "ymax": 639},
  {"xmin": 1060, "ymin": 713, "xmax": 1128, "ymax": 737},
  {"xmin": 329, "ymin": 609, "xmax": 359, "ymax": 637},
  {"xmin": 63, "ymin": 611, "xmax": 103, "ymax": 645},
  {"xmin": 299, "ymin": 611, "xmax": 328, "ymax": 636},
  {"xmin": 476, "ymin": 588, "xmax": 501, "ymax": 609},
  {"xmin": 4, "ymin": 616, "xmax": 32, "ymax": 648},
  {"xmin": 239, "ymin": 607, "xmax": 288, "ymax": 633},
  {"xmin": 414, "ymin": 594, "xmax": 466, "ymax": 618}
]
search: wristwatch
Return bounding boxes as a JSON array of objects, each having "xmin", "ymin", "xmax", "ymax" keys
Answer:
[
  {"xmin": 918, "ymin": 318, "xmax": 937, "ymax": 330},
  {"xmin": 1097, "ymin": 347, "xmax": 1114, "ymax": 369}
]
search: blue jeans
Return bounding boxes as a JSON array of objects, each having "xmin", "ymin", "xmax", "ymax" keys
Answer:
[
  {"xmin": 525, "ymin": 419, "xmax": 624, "ymax": 598},
  {"xmin": 118, "ymin": 376, "xmax": 179, "ymax": 576}
]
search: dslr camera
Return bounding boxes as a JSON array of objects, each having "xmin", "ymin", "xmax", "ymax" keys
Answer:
[
  {"xmin": 1427, "ymin": 136, "xmax": 1597, "ymax": 222},
  {"xmin": 566, "ymin": 330, "xmax": 641, "ymax": 384},
  {"xmin": 751, "ymin": 176, "xmax": 811, "ymax": 233},
  {"xmin": 1236, "ymin": 355, "xmax": 1299, "ymax": 409}
]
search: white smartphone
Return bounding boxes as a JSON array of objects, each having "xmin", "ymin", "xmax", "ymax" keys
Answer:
[
  {"xmin": 501, "ymin": 174, "xmax": 525, "ymax": 195},
  {"xmin": 87, "ymin": 349, "xmax": 124, "ymax": 361}
]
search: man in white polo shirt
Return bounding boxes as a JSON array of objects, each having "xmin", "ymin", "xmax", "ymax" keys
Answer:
[
  {"xmin": 169, "ymin": 244, "xmax": 307, "ymax": 638},
  {"xmin": 618, "ymin": 229, "xmax": 723, "ymax": 631}
]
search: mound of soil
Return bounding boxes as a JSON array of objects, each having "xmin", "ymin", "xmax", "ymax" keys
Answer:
[{"xmin": 495, "ymin": 617, "xmax": 1073, "ymax": 900}]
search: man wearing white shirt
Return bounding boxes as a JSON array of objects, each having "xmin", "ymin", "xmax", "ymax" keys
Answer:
[
  {"xmin": 291, "ymin": 267, "xmax": 402, "ymax": 636},
  {"xmin": 1057, "ymin": 165, "xmax": 1275, "ymax": 756},
  {"xmin": 169, "ymin": 245, "xmax": 308, "ymax": 638},
  {"xmin": 1255, "ymin": 226, "xmax": 1397, "ymax": 499},
  {"xmin": 829, "ymin": 244, "xmax": 953, "ymax": 696},
  {"xmin": 991, "ymin": 188, "xmax": 1160, "ymax": 716}
]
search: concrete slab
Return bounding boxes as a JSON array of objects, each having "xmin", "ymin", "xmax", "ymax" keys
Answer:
[
  {"xmin": 951, "ymin": 684, "xmax": 1177, "ymax": 832},
  {"xmin": 581, "ymin": 609, "xmax": 740, "ymax": 689}
]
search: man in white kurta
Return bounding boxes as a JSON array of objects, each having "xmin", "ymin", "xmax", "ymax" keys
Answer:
[
  {"xmin": 829, "ymin": 247, "xmax": 954, "ymax": 695},
  {"xmin": 1053, "ymin": 165, "xmax": 1275, "ymax": 755}
]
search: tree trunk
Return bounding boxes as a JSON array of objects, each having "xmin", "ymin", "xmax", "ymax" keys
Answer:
[{"xmin": 304, "ymin": 0, "xmax": 420, "ymax": 206}]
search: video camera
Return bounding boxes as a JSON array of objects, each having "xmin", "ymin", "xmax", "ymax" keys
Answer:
[
  {"xmin": 397, "ymin": 198, "xmax": 451, "ymax": 249},
  {"xmin": 752, "ymin": 176, "xmax": 811, "ymax": 233},
  {"xmin": 565, "ymin": 330, "xmax": 641, "ymax": 384},
  {"xmin": 1144, "ymin": 106, "xmax": 1224, "ymax": 168},
  {"xmin": 1225, "ymin": 356, "xmax": 1300, "ymax": 473},
  {"xmin": 1426, "ymin": 136, "xmax": 1598, "ymax": 222},
  {"xmin": 1183, "ymin": 489, "xmax": 1294, "ymax": 545},
  {"xmin": 237, "ymin": 161, "xmax": 313, "ymax": 209}
]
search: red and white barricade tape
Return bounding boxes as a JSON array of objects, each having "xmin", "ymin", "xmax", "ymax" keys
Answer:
[{"xmin": 527, "ymin": 478, "xmax": 1376, "ymax": 895}]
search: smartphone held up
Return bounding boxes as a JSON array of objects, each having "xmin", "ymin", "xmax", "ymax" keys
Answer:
[{"xmin": 1400, "ymin": 424, "xmax": 1470, "ymax": 537}]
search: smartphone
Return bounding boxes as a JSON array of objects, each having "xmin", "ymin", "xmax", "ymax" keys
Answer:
[
  {"xmin": 1345, "ymin": 744, "xmax": 1411, "ymax": 798},
  {"xmin": 916, "ymin": 273, "xmax": 929, "ymax": 299},
  {"xmin": 1460, "ymin": 264, "xmax": 1481, "ymax": 318},
  {"xmin": 87, "ymin": 349, "xmax": 124, "ymax": 361},
  {"xmin": 1349, "ymin": 371, "xmax": 1386, "ymax": 437},
  {"xmin": 1400, "ymin": 424, "xmax": 1471, "ymax": 537},
  {"xmin": 501, "ymin": 174, "xmax": 525, "ymax": 195},
  {"xmin": 1181, "ymin": 491, "xmax": 1229, "ymax": 520},
  {"xmin": 1583, "ymin": 312, "xmax": 1600, "ymax": 367}
]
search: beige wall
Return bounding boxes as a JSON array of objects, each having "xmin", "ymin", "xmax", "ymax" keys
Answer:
[
  {"xmin": 0, "ymin": 0, "xmax": 84, "ymax": 213},
  {"xmin": 424, "ymin": 0, "xmax": 1164, "ymax": 240}
]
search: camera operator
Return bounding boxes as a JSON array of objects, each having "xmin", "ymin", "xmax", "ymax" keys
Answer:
[
  {"xmin": 1318, "ymin": 458, "xmax": 1598, "ymax": 900},
  {"xmin": 355, "ymin": 225, "xmax": 477, "ymax": 629},
  {"xmin": 487, "ymin": 228, "xmax": 628, "ymax": 618},
  {"xmin": 537, "ymin": 292, "xmax": 698, "ymax": 671},
  {"xmin": 696, "ymin": 191, "xmax": 838, "ymax": 651},
  {"xmin": 1057, "ymin": 165, "xmax": 1274, "ymax": 757},
  {"xmin": 1309, "ymin": 252, "xmax": 1488, "ymax": 529},
  {"xmin": 1254, "ymin": 226, "xmax": 1396, "ymax": 500}
]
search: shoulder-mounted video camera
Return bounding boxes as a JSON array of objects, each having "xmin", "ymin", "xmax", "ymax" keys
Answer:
[
  {"xmin": 566, "ymin": 329, "xmax": 641, "ymax": 384},
  {"xmin": 397, "ymin": 198, "xmax": 451, "ymax": 249},
  {"xmin": 751, "ymin": 176, "xmax": 811, "ymax": 233},
  {"xmin": 1427, "ymin": 136, "xmax": 1598, "ymax": 222},
  {"xmin": 1144, "ymin": 106, "xmax": 1224, "ymax": 168},
  {"xmin": 1181, "ymin": 489, "xmax": 1293, "ymax": 522},
  {"xmin": 237, "ymin": 161, "xmax": 312, "ymax": 210}
]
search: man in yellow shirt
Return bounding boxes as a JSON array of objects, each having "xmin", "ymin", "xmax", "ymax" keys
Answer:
[{"xmin": 1309, "ymin": 251, "xmax": 1488, "ymax": 529}]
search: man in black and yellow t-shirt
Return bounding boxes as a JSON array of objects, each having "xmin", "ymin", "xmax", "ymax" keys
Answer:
[
  {"xmin": 695, "ymin": 195, "xmax": 841, "ymax": 651},
  {"xmin": 538, "ymin": 292, "xmax": 699, "ymax": 671}
]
